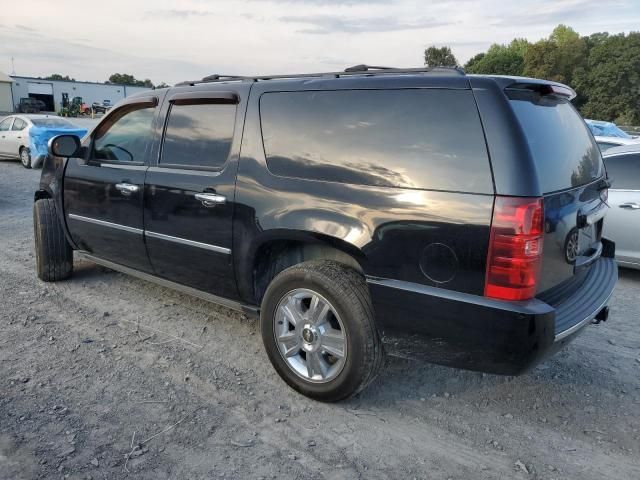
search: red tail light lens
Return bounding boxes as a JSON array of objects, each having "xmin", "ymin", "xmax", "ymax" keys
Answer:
[{"xmin": 484, "ymin": 196, "xmax": 544, "ymax": 301}]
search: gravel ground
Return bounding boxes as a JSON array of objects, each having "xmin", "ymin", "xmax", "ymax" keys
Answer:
[{"xmin": 1, "ymin": 159, "xmax": 639, "ymax": 480}]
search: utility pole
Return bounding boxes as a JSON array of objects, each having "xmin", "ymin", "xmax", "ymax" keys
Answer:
[{"xmin": 11, "ymin": 57, "xmax": 16, "ymax": 75}]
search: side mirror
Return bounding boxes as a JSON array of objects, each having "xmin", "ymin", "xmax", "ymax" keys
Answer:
[{"xmin": 48, "ymin": 135, "xmax": 81, "ymax": 158}]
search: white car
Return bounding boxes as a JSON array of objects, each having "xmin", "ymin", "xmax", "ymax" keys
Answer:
[
  {"xmin": 602, "ymin": 144, "xmax": 640, "ymax": 269},
  {"xmin": 0, "ymin": 114, "xmax": 78, "ymax": 168},
  {"xmin": 595, "ymin": 135, "xmax": 640, "ymax": 153}
]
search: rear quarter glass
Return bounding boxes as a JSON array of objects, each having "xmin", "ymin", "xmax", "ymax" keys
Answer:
[
  {"xmin": 259, "ymin": 88, "xmax": 493, "ymax": 194},
  {"xmin": 508, "ymin": 90, "xmax": 604, "ymax": 194}
]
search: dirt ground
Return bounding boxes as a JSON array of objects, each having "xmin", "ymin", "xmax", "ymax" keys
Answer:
[{"xmin": 1, "ymin": 159, "xmax": 639, "ymax": 480}]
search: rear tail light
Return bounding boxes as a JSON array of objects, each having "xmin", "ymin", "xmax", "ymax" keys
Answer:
[{"xmin": 484, "ymin": 196, "xmax": 544, "ymax": 301}]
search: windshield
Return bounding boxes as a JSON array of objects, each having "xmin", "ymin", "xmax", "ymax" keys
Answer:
[
  {"xmin": 509, "ymin": 91, "xmax": 604, "ymax": 193},
  {"xmin": 31, "ymin": 118, "xmax": 76, "ymax": 128}
]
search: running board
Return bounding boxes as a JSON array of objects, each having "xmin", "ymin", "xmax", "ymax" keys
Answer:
[{"xmin": 76, "ymin": 252, "xmax": 259, "ymax": 317}]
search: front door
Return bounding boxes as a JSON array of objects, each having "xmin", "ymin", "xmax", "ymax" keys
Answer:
[
  {"xmin": 63, "ymin": 96, "xmax": 161, "ymax": 272},
  {"xmin": 144, "ymin": 89, "xmax": 244, "ymax": 299},
  {"xmin": 0, "ymin": 117, "xmax": 14, "ymax": 155},
  {"xmin": 604, "ymin": 152, "xmax": 640, "ymax": 266}
]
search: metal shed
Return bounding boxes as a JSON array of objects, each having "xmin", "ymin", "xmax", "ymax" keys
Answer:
[{"xmin": 0, "ymin": 71, "xmax": 14, "ymax": 113}]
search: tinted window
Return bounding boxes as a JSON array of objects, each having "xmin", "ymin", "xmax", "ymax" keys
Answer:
[
  {"xmin": 11, "ymin": 118, "xmax": 26, "ymax": 131},
  {"xmin": 93, "ymin": 106, "xmax": 155, "ymax": 162},
  {"xmin": 0, "ymin": 118, "xmax": 12, "ymax": 131},
  {"xmin": 605, "ymin": 154, "xmax": 640, "ymax": 190},
  {"xmin": 161, "ymin": 103, "xmax": 235, "ymax": 169},
  {"xmin": 509, "ymin": 92, "xmax": 604, "ymax": 193},
  {"xmin": 260, "ymin": 89, "xmax": 492, "ymax": 193},
  {"xmin": 31, "ymin": 118, "xmax": 75, "ymax": 128}
]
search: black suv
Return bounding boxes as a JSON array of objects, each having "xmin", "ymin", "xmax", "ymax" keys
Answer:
[{"xmin": 34, "ymin": 66, "xmax": 617, "ymax": 401}]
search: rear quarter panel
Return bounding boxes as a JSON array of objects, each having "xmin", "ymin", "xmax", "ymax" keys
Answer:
[{"xmin": 233, "ymin": 82, "xmax": 494, "ymax": 305}]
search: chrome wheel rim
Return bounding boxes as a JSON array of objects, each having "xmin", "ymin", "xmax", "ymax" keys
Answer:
[
  {"xmin": 566, "ymin": 232, "xmax": 579, "ymax": 262},
  {"xmin": 274, "ymin": 288, "xmax": 347, "ymax": 383},
  {"xmin": 20, "ymin": 149, "xmax": 30, "ymax": 167}
]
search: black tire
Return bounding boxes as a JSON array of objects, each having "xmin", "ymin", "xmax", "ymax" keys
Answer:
[
  {"xmin": 260, "ymin": 260, "xmax": 383, "ymax": 402},
  {"xmin": 20, "ymin": 147, "xmax": 32, "ymax": 169},
  {"xmin": 33, "ymin": 199, "xmax": 73, "ymax": 281}
]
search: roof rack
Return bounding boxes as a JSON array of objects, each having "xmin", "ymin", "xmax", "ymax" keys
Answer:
[{"xmin": 176, "ymin": 64, "xmax": 466, "ymax": 86}]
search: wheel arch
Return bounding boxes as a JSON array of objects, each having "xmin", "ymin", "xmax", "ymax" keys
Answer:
[{"xmin": 247, "ymin": 230, "xmax": 366, "ymax": 306}]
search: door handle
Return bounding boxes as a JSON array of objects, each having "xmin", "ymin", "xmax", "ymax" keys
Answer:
[
  {"xmin": 194, "ymin": 192, "xmax": 226, "ymax": 207},
  {"xmin": 619, "ymin": 203, "xmax": 640, "ymax": 210},
  {"xmin": 115, "ymin": 183, "xmax": 140, "ymax": 196}
]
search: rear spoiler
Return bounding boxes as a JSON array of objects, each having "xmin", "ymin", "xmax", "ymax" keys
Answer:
[{"xmin": 505, "ymin": 81, "xmax": 576, "ymax": 101}]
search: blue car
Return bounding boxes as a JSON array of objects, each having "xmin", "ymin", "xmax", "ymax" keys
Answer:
[
  {"xmin": 0, "ymin": 114, "xmax": 87, "ymax": 169},
  {"xmin": 585, "ymin": 119, "xmax": 635, "ymax": 139}
]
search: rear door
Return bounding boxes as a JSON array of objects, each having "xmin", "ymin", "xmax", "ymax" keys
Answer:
[
  {"xmin": 508, "ymin": 89, "xmax": 607, "ymax": 292},
  {"xmin": 63, "ymin": 95, "xmax": 161, "ymax": 272},
  {"xmin": 9, "ymin": 117, "xmax": 28, "ymax": 154},
  {"xmin": 603, "ymin": 152, "xmax": 640, "ymax": 266},
  {"xmin": 143, "ymin": 87, "xmax": 247, "ymax": 299}
]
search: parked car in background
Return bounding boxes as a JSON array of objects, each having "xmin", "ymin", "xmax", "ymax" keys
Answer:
[
  {"xmin": 16, "ymin": 97, "xmax": 45, "ymax": 113},
  {"xmin": 594, "ymin": 135, "xmax": 640, "ymax": 152},
  {"xmin": 34, "ymin": 67, "xmax": 616, "ymax": 401},
  {"xmin": 0, "ymin": 115, "xmax": 87, "ymax": 168},
  {"xmin": 602, "ymin": 144, "xmax": 640, "ymax": 269},
  {"xmin": 91, "ymin": 101, "xmax": 113, "ymax": 115}
]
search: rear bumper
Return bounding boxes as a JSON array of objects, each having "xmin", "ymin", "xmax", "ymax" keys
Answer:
[{"xmin": 367, "ymin": 256, "xmax": 618, "ymax": 375}]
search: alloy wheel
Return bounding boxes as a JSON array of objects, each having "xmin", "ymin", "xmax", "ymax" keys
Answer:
[{"xmin": 273, "ymin": 288, "xmax": 347, "ymax": 383}]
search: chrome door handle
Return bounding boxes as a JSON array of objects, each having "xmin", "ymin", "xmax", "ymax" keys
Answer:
[
  {"xmin": 115, "ymin": 183, "xmax": 140, "ymax": 196},
  {"xmin": 619, "ymin": 203, "xmax": 640, "ymax": 210},
  {"xmin": 194, "ymin": 192, "xmax": 226, "ymax": 207}
]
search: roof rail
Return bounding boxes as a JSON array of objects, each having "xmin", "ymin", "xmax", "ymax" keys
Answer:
[{"xmin": 176, "ymin": 65, "xmax": 466, "ymax": 86}]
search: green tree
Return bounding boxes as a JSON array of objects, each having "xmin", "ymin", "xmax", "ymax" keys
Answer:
[
  {"xmin": 107, "ymin": 73, "xmax": 154, "ymax": 88},
  {"xmin": 464, "ymin": 40, "xmax": 529, "ymax": 75},
  {"xmin": 424, "ymin": 46, "xmax": 458, "ymax": 67},
  {"xmin": 523, "ymin": 25, "xmax": 587, "ymax": 84},
  {"xmin": 45, "ymin": 74, "xmax": 75, "ymax": 81},
  {"xmin": 576, "ymin": 32, "xmax": 640, "ymax": 124}
]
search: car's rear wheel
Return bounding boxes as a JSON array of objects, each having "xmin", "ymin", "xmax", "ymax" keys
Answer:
[
  {"xmin": 20, "ymin": 147, "xmax": 32, "ymax": 169},
  {"xmin": 33, "ymin": 198, "xmax": 73, "ymax": 281},
  {"xmin": 260, "ymin": 260, "xmax": 383, "ymax": 402}
]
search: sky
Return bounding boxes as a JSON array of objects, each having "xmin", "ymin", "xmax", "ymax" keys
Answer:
[{"xmin": 0, "ymin": 0, "xmax": 639, "ymax": 85}]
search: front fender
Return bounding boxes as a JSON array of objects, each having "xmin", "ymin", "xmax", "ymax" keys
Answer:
[{"xmin": 36, "ymin": 155, "xmax": 77, "ymax": 249}]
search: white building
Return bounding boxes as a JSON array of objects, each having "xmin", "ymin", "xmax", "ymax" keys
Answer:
[
  {"xmin": 1, "ymin": 72, "xmax": 151, "ymax": 113},
  {"xmin": 0, "ymin": 71, "xmax": 13, "ymax": 112}
]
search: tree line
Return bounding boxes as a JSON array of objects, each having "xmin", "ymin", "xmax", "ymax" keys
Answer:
[
  {"xmin": 42, "ymin": 73, "xmax": 168, "ymax": 89},
  {"xmin": 424, "ymin": 25, "xmax": 640, "ymax": 125}
]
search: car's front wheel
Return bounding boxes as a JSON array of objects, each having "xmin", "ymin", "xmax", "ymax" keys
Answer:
[
  {"xmin": 260, "ymin": 260, "xmax": 383, "ymax": 402},
  {"xmin": 33, "ymin": 198, "xmax": 73, "ymax": 281},
  {"xmin": 20, "ymin": 147, "xmax": 32, "ymax": 169}
]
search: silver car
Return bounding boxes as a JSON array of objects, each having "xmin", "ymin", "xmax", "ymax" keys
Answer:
[
  {"xmin": 0, "ymin": 114, "xmax": 76, "ymax": 168},
  {"xmin": 595, "ymin": 135, "xmax": 640, "ymax": 153},
  {"xmin": 603, "ymin": 144, "xmax": 640, "ymax": 269}
]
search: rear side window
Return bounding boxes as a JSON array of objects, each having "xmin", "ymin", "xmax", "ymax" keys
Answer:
[
  {"xmin": 12, "ymin": 118, "xmax": 26, "ymax": 130},
  {"xmin": 260, "ymin": 89, "xmax": 492, "ymax": 193},
  {"xmin": 509, "ymin": 91, "xmax": 604, "ymax": 193},
  {"xmin": 160, "ymin": 103, "xmax": 236, "ymax": 169},
  {"xmin": 605, "ymin": 154, "xmax": 640, "ymax": 190}
]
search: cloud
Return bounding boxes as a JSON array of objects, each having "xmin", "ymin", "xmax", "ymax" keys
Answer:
[
  {"xmin": 490, "ymin": 0, "xmax": 622, "ymax": 26},
  {"xmin": 15, "ymin": 24, "xmax": 36, "ymax": 31},
  {"xmin": 280, "ymin": 14, "xmax": 450, "ymax": 34},
  {"xmin": 147, "ymin": 9, "xmax": 215, "ymax": 19}
]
